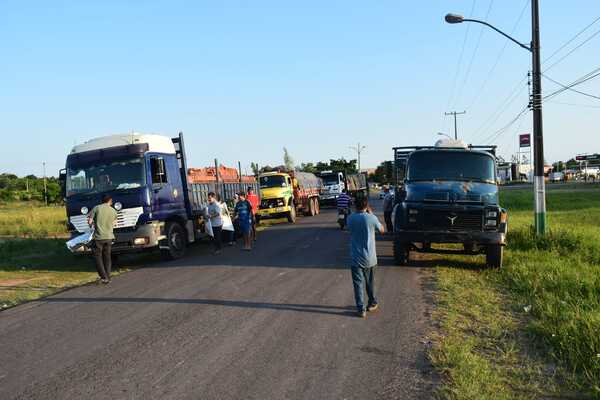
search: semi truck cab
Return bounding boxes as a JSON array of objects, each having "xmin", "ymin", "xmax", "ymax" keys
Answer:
[{"xmin": 318, "ymin": 171, "xmax": 345, "ymax": 204}]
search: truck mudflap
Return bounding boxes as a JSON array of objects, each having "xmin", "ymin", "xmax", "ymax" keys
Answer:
[{"xmin": 394, "ymin": 229, "xmax": 506, "ymax": 246}]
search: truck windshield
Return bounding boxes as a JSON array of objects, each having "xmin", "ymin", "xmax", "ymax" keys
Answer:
[
  {"xmin": 260, "ymin": 175, "xmax": 287, "ymax": 188},
  {"xmin": 66, "ymin": 158, "xmax": 146, "ymax": 196},
  {"xmin": 320, "ymin": 174, "xmax": 340, "ymax": 185},
  {"xmin": 407, "ymin": 151, "xmax": 496, "ymax": 184}
]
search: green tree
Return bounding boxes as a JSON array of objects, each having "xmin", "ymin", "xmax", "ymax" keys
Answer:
[{"xmin": 250, "ymin": 162, "xmax": 260, "ymax": 176}]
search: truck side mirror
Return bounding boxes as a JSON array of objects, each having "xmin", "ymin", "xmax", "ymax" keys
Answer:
[{"xmin": 58, "ymin": 169, "xmax": 67, "ymax": 199}]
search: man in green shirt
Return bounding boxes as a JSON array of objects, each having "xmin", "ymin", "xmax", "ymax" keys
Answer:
[{"xmin": 88, "ymin": 194, "xmax": 118, "ymax": 283}]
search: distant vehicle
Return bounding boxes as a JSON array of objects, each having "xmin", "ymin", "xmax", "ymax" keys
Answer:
[
  {"xmin": 317, "ymin": 170, "xmax": 369, "ymax": 205},
  {"xmin": 256, "ymin": 171, "xmax": 322, "ymax": 223},
  {"xmin": 392, "ymin": 140, "xmax": 507, "ymax": 268},
  {"xmin": 549, "ymin": 172, "xmax": 564, "ymax": 182},
  {"xmin": 60, "ymin": 132, "xmax": 258, "ymax": 259}
]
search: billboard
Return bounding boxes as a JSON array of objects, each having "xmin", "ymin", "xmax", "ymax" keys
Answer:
[{"xmin": 519, "ymin": 133, "xmax": 531, "ymax": 147}]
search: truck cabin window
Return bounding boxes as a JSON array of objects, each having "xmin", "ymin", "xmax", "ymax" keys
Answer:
[
  {"xmin": 407, "ymin": 152, "xmax": 496, "ymax": 184},
  {"xmin": 260, "ymin": 175, "xmax": 287, "ymax": 188},
  {"xmin": 150, "ymin": 157, "xmax": 168, "ymax": 185},
  {"xmin": 320, "ymin": 174, "xmax": 340, "ymax": 186},
  {"xmin": 66, "ymin": 158, "xmax": 146, "ymax": 196}
]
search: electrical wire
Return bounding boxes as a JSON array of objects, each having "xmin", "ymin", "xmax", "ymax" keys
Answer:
[
  {"xmin": 542, "ymin": 68, "xmax": 600, "ymax": 101},
  {"xmin": 543, "ymin": 26, "xmax": 600, "ymax": 72},
  {"xmin": 481, "ymin": 105, "xmax": 530, "ymax": 144},
  {"xmin": 466, "ymin": 0, "xmax": 529, "ymax": 110},
  {"xmin": 453, "ymin": 0, "xmax": 495, "ymax": 108},
  {"xmin": 545, "ymin": 100, "xmax": 600, "ymax": 109},
  {"xmin": 542, "ymin": 15, "xmax": 600, "ymax": 65}
]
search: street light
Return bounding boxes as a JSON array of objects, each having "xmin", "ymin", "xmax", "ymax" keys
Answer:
[
  {"xmin": 349, "ymin": 143, "xmax": 367, "ymax": 172},
  {"xmin": 445, "ymin": 1, "xmax": 546, "ymax": 236}
]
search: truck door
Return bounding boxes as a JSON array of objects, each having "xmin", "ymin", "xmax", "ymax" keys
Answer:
[{"xmin": 149, "ymin": 155, "xmax": 176, "ymax": 219}]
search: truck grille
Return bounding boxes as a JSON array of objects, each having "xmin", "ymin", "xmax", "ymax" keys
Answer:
[
  {"xmin": 69, "ymin": 207, "xmax": 144, "ymax": 233},
  {"xmin": 260, "ymin": 198, "xmax": 284, "ymax": 209},
  {"xmin": 421, "ymin": 209, "xmax": 483, "ymax": 232}
]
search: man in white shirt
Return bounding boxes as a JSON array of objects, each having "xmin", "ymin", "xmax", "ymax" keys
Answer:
[{"xmin": 207, "ymin": 192, "xmax": 223, "ymax": 254}]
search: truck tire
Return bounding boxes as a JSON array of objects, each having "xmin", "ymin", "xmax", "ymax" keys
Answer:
[
  {"xmin": 287, "ymin": 204, "xmax": 297, "ymax": 223},
  {"xmin": 309, "ymin": 198, "xmax": 316, "ymax": 216},
  {"xmin": 314, "ymin": 198, "xmax": 320, "ymax": 215},
  {"xmin": 161, "ymin": 221, "xmax": 187, "ymax": 260},
  {"xmin": 304, "ymin": 199, "xmax": 313, "ymax": 216},
  {"xmin": 393, "ymin": 241, "xmax": 409, "ymax": 266},
  {"xmin": 486, "ymin": 245, "xmax": 503, "ymax": 268}
]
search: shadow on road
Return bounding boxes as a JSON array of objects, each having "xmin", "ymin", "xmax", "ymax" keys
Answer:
[{"xmin": 42, "ymin": 297, "xmax": 357, "ymax": 317}]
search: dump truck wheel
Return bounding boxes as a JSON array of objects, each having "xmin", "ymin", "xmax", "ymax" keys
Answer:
[
  {"xmin": 161, "ymin": 222, "xmax": 187, "ymax": 260},
  {"xmin": 287, "ymin": 204, "xmax": 297, "ymax": 223}
]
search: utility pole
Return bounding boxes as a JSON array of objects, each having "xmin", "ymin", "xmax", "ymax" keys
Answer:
[
  {"xmin": 444, "ymin": 110, "xmax": 466, "ymax": 140},
  {"xmin": 349, "ymin": 142, "xmax": 367, "ymax": 172},
  {"xmin": 531, "ymin": 0, "xmax": 546, "ymax": 235},
  {"xmin": 43, "ymin": 162, "xmax": 48, "ymax": 206}
]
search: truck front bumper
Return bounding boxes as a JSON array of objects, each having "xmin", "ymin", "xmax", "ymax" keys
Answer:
[
  {"xmin": 257, "ymin": 205, "xmax": 291, "ymax": 219},
  {"xmin": 395, "ymin": 229, "xmax": 506, "ymax": 246},
  {"xmin": 69, "ymin": 222, "xmax": 165, "ymax": 255}
]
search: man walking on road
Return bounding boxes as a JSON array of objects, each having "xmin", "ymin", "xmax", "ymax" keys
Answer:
[
  {"xmin": 88, "ymin": 194, "xmax": 118, "ymax": 284},
  {"xmin": 235, "ymin": 192, "xmax": 254, "ymax": 251},
  {"xmin": 347, "ymin": 196, "xmax": 385, "ymax": 318},
  {"xmin": 207, "ymin": 192, "xmax": 223, "ymax": 255},
  {"xmin": 382, "ymin": 186, "xmax": 394, "ymax": 234}
]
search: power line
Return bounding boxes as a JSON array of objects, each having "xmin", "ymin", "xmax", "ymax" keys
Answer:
[
  {"xmin": 454, "ymin": 0, "xmax": 495, "ymax": 108},
  {"xmin": 481, "ymin": 105, "xmax": 530, "ymax": 144},
  {"xmin": 543, "ymin": 26, "xmax": 600, "ymax": 72},
  {"xmin": 466, "ymin": 0, "xmax": 529, "ymax": 110},
  {"xmin": 542, "ymin": 68, "xmax": 600, "ymax": 101},
  {"xmin": 545, "ymin": 100, "xmax": 600, "ymax": 109},
  {"xmin": 542, "ymin": 15, "xmax": 600, "ymax": 65},
  {"xmin": 445, "ymin": 0, "xmax": 477, "ymax": 110}
]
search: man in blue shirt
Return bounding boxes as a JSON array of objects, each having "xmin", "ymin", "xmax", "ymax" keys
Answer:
[{"xmin": 347, "ymin": 196, "xmax": 385, "ymax": 318}]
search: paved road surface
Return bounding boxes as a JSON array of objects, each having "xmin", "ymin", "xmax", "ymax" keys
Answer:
[{"xmin": 0, "ymin": 200, "xmax": 436, "ymax": 400}]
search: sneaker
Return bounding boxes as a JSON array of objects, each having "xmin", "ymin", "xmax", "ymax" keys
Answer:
[
  {"xmin": 367, "ymin": 303, "xmax": 379, "ymax": 312},
  {"xmin": 101, "ymin": 279, "xmax": 110, "ymax": 284},
  {"xmin": 357, "ymin": 310, "xmax": 367, "ymax": 318}
]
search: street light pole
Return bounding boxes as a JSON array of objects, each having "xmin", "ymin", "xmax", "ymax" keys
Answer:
[
  {"xmin": 349, "ymin": 143, "xmax": 367, "ymax": 172},
  {"xmin": 445, "ymin": 0, "xmax": 546, "ymax": 235}
]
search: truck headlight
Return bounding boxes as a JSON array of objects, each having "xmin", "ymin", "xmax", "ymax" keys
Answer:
[
  {"xmin": 408, "ymin": 209, "xmax": 419, "ymax": 215},
  {"xmin": 486, "ymin": 210, "xmax": 498, "ymax": 218},
  {"xmin": 80, "ymin": 206, "xmax": 88, "ymax": 215},
  {"xmin": 114, "ymin": 202, "xmax": 123, "ymax": 211},
  {"xmin": 485, "ymin": 219, "xmax": 497, "ymax": 227},
  {"xmin": 276, "ymin": 199, "xmax": 285, "ymax": 206}
]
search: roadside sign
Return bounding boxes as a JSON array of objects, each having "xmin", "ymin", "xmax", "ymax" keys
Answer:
[
  {"xmin": 576, "ymin": 154, "xmax": 599, "ymax": 161},
  {"xmin": 519, "ymin": 133, "xmax": 531, "ymax": 147}
]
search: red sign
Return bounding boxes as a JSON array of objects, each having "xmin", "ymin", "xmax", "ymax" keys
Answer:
[{"xmin": 519, "ymin": 133, "xmax": 531, "ymax": 147}]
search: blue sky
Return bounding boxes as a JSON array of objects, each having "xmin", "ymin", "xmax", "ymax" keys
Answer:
[{"xmin": 1, "ymin": 1, "xmax": 598, "ymax": 176}]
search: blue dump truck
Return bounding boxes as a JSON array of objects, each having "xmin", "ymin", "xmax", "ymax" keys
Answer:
[
  {"xmin": 59, "ymin": 132, "xmax": 258, "ymax": 259},
  {"xmin": 392, "ymin": 140, "xmax": 507, "ymax": 268}
]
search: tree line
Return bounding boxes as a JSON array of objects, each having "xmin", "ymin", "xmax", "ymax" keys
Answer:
[{"xmin": 0, "ymin": 173, "xmax": 62, "ymax": 203}]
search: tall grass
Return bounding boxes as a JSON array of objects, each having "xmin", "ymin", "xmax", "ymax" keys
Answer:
[
  {"xmin": 498, "ymin": 188, "xmax": 600, "ymax": 395},
  {"xmin": 0, "ymin": 202, "xmax": 67, "ymax": 237}
]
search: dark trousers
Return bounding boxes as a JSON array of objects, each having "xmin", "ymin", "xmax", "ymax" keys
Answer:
[
  {"xmin": 93, "ymin": 240, "xmax": 112, "ymax": 280},
  {"xmin": 384, "ymin": 211, "xmax": 393, "ymax": 233},
  {"xmin": 351, "ymin": 265, "xmax": 378, "ymax": 311},
  {"xmin": 212, "ymin": 226, "xmax": 222, "ymax": 251}
]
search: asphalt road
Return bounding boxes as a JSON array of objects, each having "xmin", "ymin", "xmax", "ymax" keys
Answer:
[{"xmin": 0, "ymin": 199, "xmax": 436, "ymax": 400}]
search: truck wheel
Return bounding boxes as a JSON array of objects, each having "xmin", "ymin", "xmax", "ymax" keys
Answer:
[
  {"xmin": 314, "ymin": 199, "xmax": 320, "ymax": 215},
  {"xmin": 309, "ymin": 198, "xmax": 316, "ymax": 216},
  {"xmin": 287, "ymin": 205, "xmax": 297, "ymax": 223},
  {"xmin": 393, "ymin": 241, "xmax": 409, "ymax": 266},
  {"xmin": 161, "ymin": 222, "xmax": 187, "ymax": 260},
  {"xmin": 304, "ymin": 200, "xmax": 313, "ymax": 216},
  {"xmin": 486, "ymin": 245, "xmax": 503, "ymax": 268}
]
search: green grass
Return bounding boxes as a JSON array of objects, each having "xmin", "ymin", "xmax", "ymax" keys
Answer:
[
  {"xmin": 431, "ymin": 186, "xmax": 600, "ymax": 399},
  {"xmin": 0, "ymin": 202, "xmax": 68, "ymax": 237}
]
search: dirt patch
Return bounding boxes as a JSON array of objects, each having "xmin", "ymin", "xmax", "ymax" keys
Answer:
[{"xmin": 0, "ymin": 278, "xmax": 35, "ymax": 287}]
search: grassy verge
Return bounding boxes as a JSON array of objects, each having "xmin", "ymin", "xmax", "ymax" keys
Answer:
[
  {"xmin": 430, "ymin": 186, "xmax": 600, "ymax": 399},
  {"xmin": 0, "ymin": 202, "xmax": 68, "ymax": 237}
]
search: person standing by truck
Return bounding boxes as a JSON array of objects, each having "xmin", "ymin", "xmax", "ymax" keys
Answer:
[
  {"xmin": 235, "ymin": 192, "xmax": 253, "ymax": 251},
  {"xmin": 347, "ymin": 196, "xmax": 385, "ymax": 318},
  {"xmin": 207, "ymin": 192, "xmax": 223, "ymax": 255},
  {"xmin": 87, "ymin": 194, "xmax": 118, "ymax": 284},
  {"xmin": 246, "ymin": 186, "xmax": 259, "ymax": 241},
  {"xmin": 382, "ymin": 186, "xmax": 394, "ymax": 234}
]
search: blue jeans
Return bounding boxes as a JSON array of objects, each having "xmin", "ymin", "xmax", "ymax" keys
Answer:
[{"xmin": 351, "ymin": 265, "xmax": 378, "ymax": 312}]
